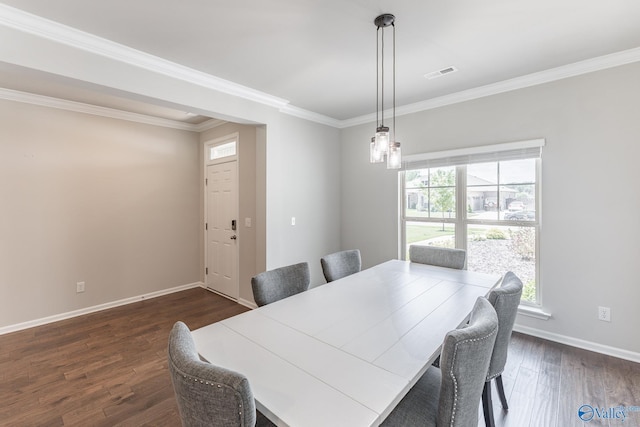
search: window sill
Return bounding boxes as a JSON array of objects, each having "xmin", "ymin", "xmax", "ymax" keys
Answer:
[{"xmin": 517, "ymin": 305, "xmax": 551, "ymax": 320}]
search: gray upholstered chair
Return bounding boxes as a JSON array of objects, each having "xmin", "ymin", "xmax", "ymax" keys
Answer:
[
  {"xmin": 381, "ymin": 297, "xmax": 498, "ymax": 427},
  {"xmin": 320, "ymin": 249, "xmax": 362, "ymax": 282},
  {"xmin": 168, "ymin": 321, "xmax": 274, "ymax": 427},
  {"xmin": 482, "ymin": 271, "xmax": 524, "ymax": 427},
  {"xmin": 409, "ymin": 245, "xmax": 467, "ymax": 269},
  {"xmin": 251, "ymin": 262, "xmax": 310, "ymax": 307}
]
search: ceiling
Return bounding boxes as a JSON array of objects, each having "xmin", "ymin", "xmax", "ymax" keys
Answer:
[{"xmin": 1, "ymin": 0, "xmax": 640, "ymax": 123}]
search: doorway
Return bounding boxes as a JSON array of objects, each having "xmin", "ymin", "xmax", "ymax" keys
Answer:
[{"xmin": 205, "ymin": 137, "xmax": 238, "ymax": 299}]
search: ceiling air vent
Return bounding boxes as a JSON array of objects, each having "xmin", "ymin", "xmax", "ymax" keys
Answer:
[{"xmin": 424, "ymin": 66, "xmax": 459, "ymax": 80}]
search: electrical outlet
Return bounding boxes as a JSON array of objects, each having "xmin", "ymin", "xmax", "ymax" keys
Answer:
[
  {"xmin": 598, "ymin": 306, "xmax": 611, "ymax": 322},
  {"xmin": 291, "ymin": 217, "xmax": 296, "ymax": 226},
  {"xmin": 76, "ymin": 281, "xmax": 85, "ymax": 293}
]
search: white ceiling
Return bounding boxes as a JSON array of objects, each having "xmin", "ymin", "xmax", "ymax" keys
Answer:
[{"xmin": 2, "ymin": 0, "xmax": 640, "ymax": 123}]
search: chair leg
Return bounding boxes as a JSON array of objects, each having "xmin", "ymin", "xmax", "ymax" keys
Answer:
[
  {"xmin": 496, "ymin": 374, "xmax": 509, "ymax": 410},
  {"xmin": 482, "ymin": 381, "xmax": 495, "ymax": 427}
]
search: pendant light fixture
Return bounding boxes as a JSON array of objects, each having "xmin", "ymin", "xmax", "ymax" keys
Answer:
[{"xmin": 370, "ymin": 13, "xmax": 401, "ymax": 169}]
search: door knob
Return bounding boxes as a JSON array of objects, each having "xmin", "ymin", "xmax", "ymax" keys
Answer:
[{"xmin": 230, "ymin": 235, "xmax": 237, "ymax": 240}]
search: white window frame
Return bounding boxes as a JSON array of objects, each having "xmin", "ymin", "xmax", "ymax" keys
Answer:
[
  {"xmin": 205, "ymin": 133, "xmax": 238, "ymax": 166},
  {"xmin": 400, "ymin": 139, "xmax": 544, "ymax": 307}
]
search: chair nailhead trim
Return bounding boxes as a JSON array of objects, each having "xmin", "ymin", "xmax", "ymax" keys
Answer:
[
  {"xmin": 176, "ymin": 370, "xmax": 245, "ymax": 416},
  {"xmin": 448, "ymin": 326, "xmax": 498, "ymax": 427},
  {"xmin": 180, "ymin": 373, "xmax": 225, "ymax": 387}
]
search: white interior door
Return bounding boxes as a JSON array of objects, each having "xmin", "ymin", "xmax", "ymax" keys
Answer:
[{"xmin": 206, "ymin": 161, "xmax": 238, "ymax": 299}]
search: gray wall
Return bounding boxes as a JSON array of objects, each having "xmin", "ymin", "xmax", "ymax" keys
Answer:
[
  {"xmin": 0, "ymin": 99, "xmax": 201, "ymax": 326},
  {"xmin": 3, "ymin": 13, "xmax": 638, "ymax": 358},
  {"xmin": 340, "ymin": 62, "xmax": 640, "ymax": 354},
  {"xmin": 265, "ymin": 114, "xmax": 342, "ymax": 286},
  {"xmin": 1, "ymin": 19, "xmax": 343, "ymax": 326},
  {"xmin": 0, "ymin": 98, "xmax": 341, "ymax": 327},
  {"xmin": 200, "ymin": 116, "xmax": 344, "ymax": 292}
]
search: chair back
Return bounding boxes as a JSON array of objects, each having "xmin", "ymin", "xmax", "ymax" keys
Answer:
[
  {"xmin": 251, "ymin": 262, "xmax": 310, "ymax": 307},
  {"xmin": 437, "ymin": 297, "xmax": 498, "ymax": 427},
  {"xmin": 320, "ymin": 249, "xmax": 362, "ymax": 282},
  {"xmin": 486, "ymin": 271, "xmax": 523, "ymax": 379},
  {"xmin": 409, "ymin": 245, "xmax": 466, "ymax": 269},
  {"xmin": 168, "ymin": 321, "xmax": 256, "ymax": 427}
]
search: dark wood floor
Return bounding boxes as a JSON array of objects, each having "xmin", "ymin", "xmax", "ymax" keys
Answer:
[
  {"xmin": 484, "ymin": 328, "xmax": 640, "ymax": 427},
  {"xmin": 0, "ymin": 288, "xmax": 249, "ymax": 426},
  {"xmin": 1, "ymin": 288, "xmax": 638, "ymax": 427}
]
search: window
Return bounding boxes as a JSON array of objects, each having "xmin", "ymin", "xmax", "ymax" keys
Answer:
[
  {"xmin": 401, "ymin": 140, "xmax": 543, "ymax": 305},
  {"xmin": 405, "ymin": 167, "xmax": 457, "ymax": 249},
  {"xmin": 209, "ymin": 141, "xmax": 236, "ymax": 161}
]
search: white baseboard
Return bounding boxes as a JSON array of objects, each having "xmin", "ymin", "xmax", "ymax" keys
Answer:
[
  {"xmin": 8, "ymin": 287, "xmax": 636, "ymax": 364},
  {"xmin": 238, "ymin": 297, "xmax": 257, "ymax": 310},
  {"xmin": 514, "ymin": 324, "xmax": 640, "ymax": 364},
  {"xmin": 0, "ymin": 282, "xmax": 202, "ymax": 336},
  {"xmin": 200, "ymin": 286, "xmax": 257, "ymax": 310}
]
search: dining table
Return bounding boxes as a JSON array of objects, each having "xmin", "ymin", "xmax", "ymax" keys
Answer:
[{"xmin": 191, "ymin": 259, "xmax": 502, "ymax": 427}]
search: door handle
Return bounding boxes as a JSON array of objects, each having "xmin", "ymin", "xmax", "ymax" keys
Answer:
[{"xmin": 230, "ymin": 235, "xmax": 237, "ymax": 240}]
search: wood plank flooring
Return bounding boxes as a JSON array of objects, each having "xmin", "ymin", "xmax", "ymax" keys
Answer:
[
  {"xmin": 484, "ymin": 331, "xmax": 640, "ymax": 427},
  {"xmin": 1, "ymin": 288, "xmax": 639, "ymax": 426},
  {"xmin": 0, "ymin": 288, "xmax": 248, "ymax": 427}
]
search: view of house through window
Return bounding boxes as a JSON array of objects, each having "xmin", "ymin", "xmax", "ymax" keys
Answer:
[{"xmin": 403, "ymin": 158, "xmax": 540, "ymax": 304}]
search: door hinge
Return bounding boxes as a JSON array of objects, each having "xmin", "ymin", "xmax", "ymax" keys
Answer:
[
  {"xmin": 206, "ymin": 267, "xmax": 208, "ymax": 275},
  {"xmin": 205, "ymin": 223, "xmax": 208, "ymax": 230},
  {"xmin": 205, "ymin": 178, "xmax": 208, "ymax": 185}
]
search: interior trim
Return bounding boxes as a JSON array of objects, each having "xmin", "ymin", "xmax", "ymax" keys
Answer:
[
  {"xmin": 279, "ymin": 103, "xmax": 341, "ymax": 128},
  {"xmin": 517, "ymin": 305, "xmax": 552, "ymax": 321},
  {"xmin": 514, "ymin": 324, "xmax": 640, "ymax": 364},
  {"xmin": 340, "ymin": 47, "xmax": 640, "ymax": 128},
  {"xmin": 0, "ymin": 281, "xmax": 203, "ymax": 336},
  {"xmin": 0, "ymin": 3, "xmax": 290, "ymax": 111},
  {"xmin": 403, "ymin": 138, "xmax": 545, "ymax": 163},
  {"xmin": 2, "ymin": 4, "xmax": 640, "ymax": 129},
  {"xmin": 0, "ymin": 87, "xmax": 225, "ymax": 131}
]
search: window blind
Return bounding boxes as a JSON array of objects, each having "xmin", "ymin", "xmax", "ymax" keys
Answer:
[{"xmin": 402, "ymin": 139, "xmax": 545, "ymax": 170}]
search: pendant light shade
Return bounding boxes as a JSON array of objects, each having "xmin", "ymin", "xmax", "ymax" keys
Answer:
[
  {"xmin": 370, "ymin": 137, "xmax": 384, "ymax": 163},
  {"xmin": 387, "ymin": 142, "xmax": 402, "ymax": 169},
  {"xmin": 374, "ymin": 126, "xmax": 390, "ymax": 154},
  {"xmin": 369, "ymin": 13, "xmax": 402, "ymax": 169}
]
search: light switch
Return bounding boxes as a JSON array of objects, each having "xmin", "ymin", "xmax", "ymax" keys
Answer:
[
  {"xmin": 245, "ymin": 217, "xmax": 252, "ymax": 227},
  {"xmin": 291, "ymin": 217, "xmax": 296, "ymax": 226}
]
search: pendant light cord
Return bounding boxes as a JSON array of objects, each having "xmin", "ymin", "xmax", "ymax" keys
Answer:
[
  {"xmin": 392, "ymin": 22, "xmax": 396, "ymax": 143},
  {"xmin": 376, "ymin": 26, "xmax": 379, "ymax": 128},
  {"xmin": 375, "ymin": 19, "xmax": 394, "ymax": 131},
  {"xmin": 371, "ymin": 14, "xmax": 400, "ymax": 168},
  {"xmin": 380, "ymin": 25, "xmax": 385, "ymax": 128}
]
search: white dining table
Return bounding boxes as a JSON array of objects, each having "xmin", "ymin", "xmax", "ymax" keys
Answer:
[{"xmin": 192, "ymin": 259, "xmax": 502, "ymax": 427}]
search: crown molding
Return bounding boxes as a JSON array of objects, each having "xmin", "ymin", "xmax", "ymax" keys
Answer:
[
  {"xmin": 279, "ymin": 104, "xmax": 342, "ymax": 128},
  {"xmin": 0, "ymin": 4, "xmax": 289, "ymax": 111},
  {"xmin": 0, "ymin": 87, "xmax": 214, "ymax": 131},
  {"xmin": 3, "ymin": 4, "xmax": 640, "ymax": 130},
  {"xmin": 341, "ymin": 47, "xmax": 640, "ymax": 128},
  {"xmin": 194, "ymin": 118, "xmax": 227, "ymax": 132}
]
